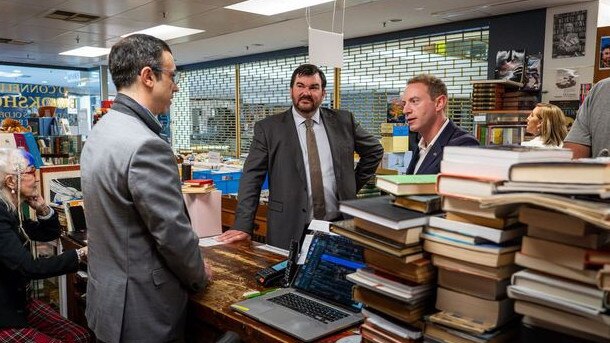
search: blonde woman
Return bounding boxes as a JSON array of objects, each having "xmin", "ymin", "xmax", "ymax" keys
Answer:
[
  {"xmin": 521, "ymin": 103, "xmax": 568, "ymax": 148},
  {"xmin": 0, "ymin": 148, "xmax": 90, "ymax": 342}
]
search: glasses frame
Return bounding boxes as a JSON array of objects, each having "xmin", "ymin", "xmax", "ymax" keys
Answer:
[{"xmin": 151, "ymin": 66, "xmax": 181, "ymax": 84}]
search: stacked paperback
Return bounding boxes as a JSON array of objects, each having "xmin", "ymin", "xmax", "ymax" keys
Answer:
[{"xmin": 332, "ymin": 175, "xmax": 440, "ymax": 342}]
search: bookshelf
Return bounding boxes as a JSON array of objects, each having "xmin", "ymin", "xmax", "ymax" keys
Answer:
[
  {"xmin": 37, "ymin": 135, "xmax": 83, "ymax": 164},
  {"xmin": 473, "ymin": 110, "xmax": 530, "ymax": 145}
]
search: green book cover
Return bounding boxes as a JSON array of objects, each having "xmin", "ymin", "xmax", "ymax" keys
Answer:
[{"xmin": 376, "ymin": 174, "xmax": 437, "ymax": 185}]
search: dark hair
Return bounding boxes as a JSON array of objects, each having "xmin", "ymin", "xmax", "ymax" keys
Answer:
[
  {"xmin": 602, "ymin": 44, "xmax": 610, "ymax": 51},
  {"xmin": 407, "ymin": 74, "xmax": 448, "ymax": 99},
  {"xmin": 290, "ymin": 64, "xmax": 326, "ymax": 89},
  {"xmin": 108, "ymin": 34, "xmax": 172, "ymax": 90}
]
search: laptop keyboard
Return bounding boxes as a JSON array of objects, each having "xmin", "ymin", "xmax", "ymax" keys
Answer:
[{"xmin": 268, "ymin": 293, "xmax": 349, "ymax": 324}]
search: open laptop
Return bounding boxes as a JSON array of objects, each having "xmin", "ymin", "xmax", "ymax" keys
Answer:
[{"xmin": 231, "ymin": 232, "xmax": 365, "ymax": 342}]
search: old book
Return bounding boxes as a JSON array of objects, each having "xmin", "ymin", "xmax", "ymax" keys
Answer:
[
  {"xmin": 423, "ymin": 239, "xmax": 516, "ymax": 267},
  {"xmin": 443, "ymin": 145, "xmax": 572, "ymax": 164},
  {"xmin": 428, "ymin": 216, "xmax": 525, "ymax": 244},
  {"xmin": 424, "ymin": 320, "xmax": 518, "ymax": 343},
  {"xmin": 508, "ymin": 160, "xmax": 610, "ymax": 184},
  {"xmin": 392, "ymin": 194, "xmax": 441, "ymax": 214},
  {"xmin": 442, "ymin": 196, "xmax": 519, "ymax": 219},
  {"xmin": 352, "ymin": 286, "xmax": 426, "ymax": 323},
  {"xmin": 514, "ymin": 301, "xmax": 610, "ymax": 339},
  {"xmin": 438, "ymin": 267, "xmax": 509, "ymax": 300},
  {"xmin": 364, "ymin": 250, "xmax": 434, "ymax": 284},
  {"xmin": 519, "ymin": 206, "xmax": 597, "ymax": 236},
  {"xmin": 422, "ymin": 233, "xmax": 520, "ymax": 254},
  {"xmin": 509, "ymin": 269, "xmax": 605, "ymax": 313},
  {"xmin": 432, "ymin": 255, "xmax": 520, "ymax": 280},
  {"xmin": 346, "ymin": 268, "xmax": 433, "ymax": 304},
  {"xmin": 527, "ymin": 226, "xmax": 609, "ymax": 250},
  {"xmin": 330, "ymin": 221, "xmax": 422, "ymax": 257},
  {"xmin": 360, "ymin": 322, "xmax": 416, "ymax": 343},
  {"xmin": 362, "ymin": 308, "xmax": 423, "ymax": 340},
  {"xmin": 339, "ymin": 196, "xmax": 431, "ymax": 230},
  {"xmin": 436, "ymin": 287, "xmax": 515, "ymax": 327},
  {"xmin": 436, "ymin": 174, "xmax": 502, "ymax": 199},
  {"xmin": 514, "ymin": 252, "xmax": 597, "ymax": 285},
  {"xmin": 497, "ymin": 181, "xmax": 610, "ymax": 198},
  {"xmin": 446, "ymin": 211, "xmax": 518, "ymax": 230},
  {"xmin": 521, "ymin": 236, "xmax": 610, "ymax": 270},
  {"xmin": 376, "ymin": 174, "xmax": 437, "ymax": 196},
  {"xmin": 480, "ymin": 193, "xmax": 610, "ymax": 230},
  {"xmin": 353, "ymin": 217, "xmax": 423, "ymax": 245}
]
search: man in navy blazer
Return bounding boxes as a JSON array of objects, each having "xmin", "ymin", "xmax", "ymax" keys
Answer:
[{"xmin": 403, "ymin": 74, "xmax": 479, "ymax": 174}]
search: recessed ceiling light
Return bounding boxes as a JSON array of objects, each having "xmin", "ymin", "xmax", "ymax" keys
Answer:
[
  {"xmin": 389, "ymin": 19, "xmax": 402, "ymax": 23},
  {"xmin": 225, "ymin": 0, "xmax": 334, "ymax": 16},
  {"xmin": 122, "ymin": 25, "xmax": 204, "ymax": 41},
  {"xmin": 59, "ymin": 46, "xmax": 111, "ymax": 57}
]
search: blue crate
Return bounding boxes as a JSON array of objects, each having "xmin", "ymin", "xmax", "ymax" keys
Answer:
[
  {"xmin": 192, "ymin": 169, "xmax": 212, "ymax": 179},
  {"xmin": 208, "ymin": 170, "xmax": 241, "ymax": 182}
]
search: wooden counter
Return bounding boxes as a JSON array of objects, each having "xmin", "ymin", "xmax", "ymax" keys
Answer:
[
  {"xmin": 188, "ymin": 242, "xmax": 360, "ymax": 343},
  {"xmin": 221, "ymin": 196, "xmax": 268, "ymax": 243}
]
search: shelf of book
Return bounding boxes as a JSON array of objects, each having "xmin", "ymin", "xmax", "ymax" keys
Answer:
[
  {"xmin": 473, "ymin": 111, "xmax": 528, "ymax": 145},
  {"xmin": 37, "ymin": 135, "xmax": 82, "ymax": 165}
]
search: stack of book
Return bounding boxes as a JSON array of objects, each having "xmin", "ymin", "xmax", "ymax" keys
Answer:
[
  {"xmin": 502, "ymin": 91, "xmax": 538, "ymax": 110},
  {"xmin": 469, "ymin": 159, "xmax": 610, "ymax": 341},
  {"xmin": 472, "ymin": 81, "xmax": 505, "ymax": 111},
  {"xmin": 380, "ymin": 123, "xmax": 409, "ymax": 153},
  {"xmin": 331, "ymin": 175, "xmax": 440, "ymax": 341},
  {"xmin": 421, "ymin": 145, "xmax": 575, "ymax": 342}
]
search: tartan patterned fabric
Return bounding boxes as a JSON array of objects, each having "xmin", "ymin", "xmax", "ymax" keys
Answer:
[{"xmin": 0, "ymin": 299, "xmax": 90, "ymax": 342}]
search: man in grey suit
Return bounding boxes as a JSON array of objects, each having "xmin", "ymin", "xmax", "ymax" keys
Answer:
[
  {"xmin": 81, "ymin": 34, "xmax": 209, "ymax": 342},
  {"xmin": 218, "ymin": 64, "xmax": 383, "ymax": 249}
]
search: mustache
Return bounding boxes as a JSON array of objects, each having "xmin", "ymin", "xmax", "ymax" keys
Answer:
[{"xmin": 299, "ymin": 96, "xmax": 313, "ymax": 102}]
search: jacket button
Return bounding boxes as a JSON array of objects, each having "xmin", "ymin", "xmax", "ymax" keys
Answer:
[{"xmin": 302, "ymin": 208, "xmax": 306, "ymax": 212}]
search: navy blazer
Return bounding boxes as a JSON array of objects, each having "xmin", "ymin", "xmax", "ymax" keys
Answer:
[{"xmin": 406, "ymin": 120, "xmax": 479, "ymax": 174}]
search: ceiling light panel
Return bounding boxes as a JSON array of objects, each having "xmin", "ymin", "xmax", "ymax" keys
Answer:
[
  {"xmin": 122, "ymin": 25, "xmax": 204, "ymax": 41},
  {"xmin": 225, "ymin": 0, "xmax": 334, "ymax": 16},
  {"xmin": 59, "ymin": 46, "xmax": 111, "ymax": 57}
]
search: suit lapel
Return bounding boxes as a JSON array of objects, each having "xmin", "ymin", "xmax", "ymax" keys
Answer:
[
  {"xmin": 282, "ymin": 109, "xmax": 307, "ymax": 185},
  {"xmin": 417, "ymin": 120, "xmax": 456, "ymax": 173}
]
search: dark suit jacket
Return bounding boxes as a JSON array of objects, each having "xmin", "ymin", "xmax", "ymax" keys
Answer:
[
  {"xmin": 406, "ymin": 120, "xmax": 479, "ymax": 174},
  {"xmin": 234, "ymin": 107, "xmax": 384, "ymax": 249},
  {"xmin": 0, "ymin": 206, "xmax": 78, "ymax": 328}
]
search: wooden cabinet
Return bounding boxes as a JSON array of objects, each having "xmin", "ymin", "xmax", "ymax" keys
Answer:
[{"xmin": 221, "ymin": 196, "xmax": 267, "ymax": 243}]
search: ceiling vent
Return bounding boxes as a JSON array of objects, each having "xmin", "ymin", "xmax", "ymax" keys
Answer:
[
  {"xmin": 0, "ymin": 37, "xmax": 33, "ymax": 45},
  {"xmin": 45, "ymin": 10, "xmax": 100, "ymax": 23}
]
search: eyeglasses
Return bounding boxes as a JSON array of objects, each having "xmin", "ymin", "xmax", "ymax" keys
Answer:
[{"xmin": 151, "ymin": 66, "xmax": 181, "ymax": 85}]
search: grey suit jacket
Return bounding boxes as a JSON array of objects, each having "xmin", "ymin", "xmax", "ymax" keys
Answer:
[
  {"xmin": 81, "ymin": 94, "xmax": 206, "ymax": 343},
  {"xmin": 233, "ymin": 107, "xmax": 383, "ymax": 249}
]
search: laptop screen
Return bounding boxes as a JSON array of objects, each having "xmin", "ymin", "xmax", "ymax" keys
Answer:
[{"xmin": 292, "ymin": 233, "xmax": 365, "ymax": 312}]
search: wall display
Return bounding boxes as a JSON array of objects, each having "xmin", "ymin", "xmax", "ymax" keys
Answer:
[
  {"xmin": 39, "ymin": 164, "xmax": 81, "ymax": 204},
  {"xmin": 553, "ymin": 68, "xmax": 579, "ymax": 99},
  {"xmin": 494, "ymin": 50, "xmax": 525, "ymax": 83},
  {"xmin": 600, "ymin": 36, "xmax": 610, "ymax": 69},
  {"xmin": 386, "ymin": 96, "xmax": 405, "ymax": 123},
  {"xmin": 594, "ymin": 27, "xmax": 610, "ymax": 82},
  {"xmin": 552, "ymin": 10, "xmax": 587, "ymax": 58},
  {"xmin": 523, "ymin": 53, "xmax": 542, "ymax": 91}
]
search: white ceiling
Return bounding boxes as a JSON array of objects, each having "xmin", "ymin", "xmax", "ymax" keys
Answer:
[{"xmin": 0, "ymin": 0, "xmax": 592, "ymax": 88}]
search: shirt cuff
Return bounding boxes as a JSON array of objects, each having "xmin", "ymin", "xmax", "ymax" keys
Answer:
[{"xmin": 37, "ymin": 206, "xmax": 55, "ymax": 220}]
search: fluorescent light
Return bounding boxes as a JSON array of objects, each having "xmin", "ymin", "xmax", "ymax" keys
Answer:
[
  {"xmin": 122, "ymin": 25, "xmax": 204, "ymax": 41},
  {"xmin": 225, "ymin": 0, "xmax": 334, "ymax": 16},
  {"xmin": 59, "ymin": 46, "xmax": 111, "ymax": 57}
]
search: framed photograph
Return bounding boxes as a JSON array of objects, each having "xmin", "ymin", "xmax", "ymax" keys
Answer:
[
  {"xmin": 552, "ymin": 10, "xmax": 587, "ymax": 59},
  {"xmin": 599, "ymin": 36, "xmax": 610, "ymax": 69},
  {"xmin": 39, "ymin": 165, "xmax": 81, "ymax": 204},
  {"xmin": 494, "ymin": 49, "xmax": 525, "ymax": 83},
  {"xmin": 594, "ymin": 27, "xmax": 610, "ymax": 82}
]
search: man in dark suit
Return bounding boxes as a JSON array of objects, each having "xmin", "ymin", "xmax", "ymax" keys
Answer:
[
  {"xmin": 218, "ymin": 64, "xmax": 383, "ymax": 249},
  {"xmin": 403, "ymin": 74, "xmax": 479, "ymax": 174}
]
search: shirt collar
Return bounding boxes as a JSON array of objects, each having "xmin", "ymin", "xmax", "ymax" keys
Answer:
[
  {"xmin": 418, "ymin": 118, "xmax": 449, "ymax": 151},
  {"xmin": 292, "ymin": 106, "xmax": 321, "ymax": 126}
]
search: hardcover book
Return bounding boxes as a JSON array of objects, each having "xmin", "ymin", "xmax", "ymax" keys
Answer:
[
  {"xmin": 339, "ymin": 196, "xmax": 432, "ymax": 230},
  {"xmin": 376, "ymin": 174, "xmax": 438, "ymax": 196},
  {"xmin": 508, "ymin": 159, "xmax": 610, "ymax": 184},
  {"xmin": 427, "ymin": 216, "xmax": 525, "ymax": 244},
  {"xmin": 392, "ymin": 194, "xmax": 441, "ymax": 214}
]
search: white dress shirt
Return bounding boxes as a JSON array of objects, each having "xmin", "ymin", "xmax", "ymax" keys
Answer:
[{"xmin": 292, "ymin": 107, "xmax": 339, "ymax": 222}]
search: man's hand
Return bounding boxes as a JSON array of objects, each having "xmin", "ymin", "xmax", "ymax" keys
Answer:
[{"xmin": 216, "ymin": 230, "xmax": 251, "ymax": 243}]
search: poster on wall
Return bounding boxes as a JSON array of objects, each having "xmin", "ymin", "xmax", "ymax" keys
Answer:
[
  {"xmin": 494, "ymin": 50, "xmax": 525, "ymax": 83},
  {"xmin": 553, "ymin": 68, "xmax": 579, "ymax": 99},
  {"xmin": 600, "ymin": 36, "xmax": 610, "ymax": 69},
  {"xmin": 552, "ymin": 10, "xmax": 587, "ymax": 58},
  {"xmin": 386, "ymin": 96, "xmax": 405, "ymax": 123},
  {"xmin": 523, "ymin": 53, "xmax": 542, "ymax": 91}
]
